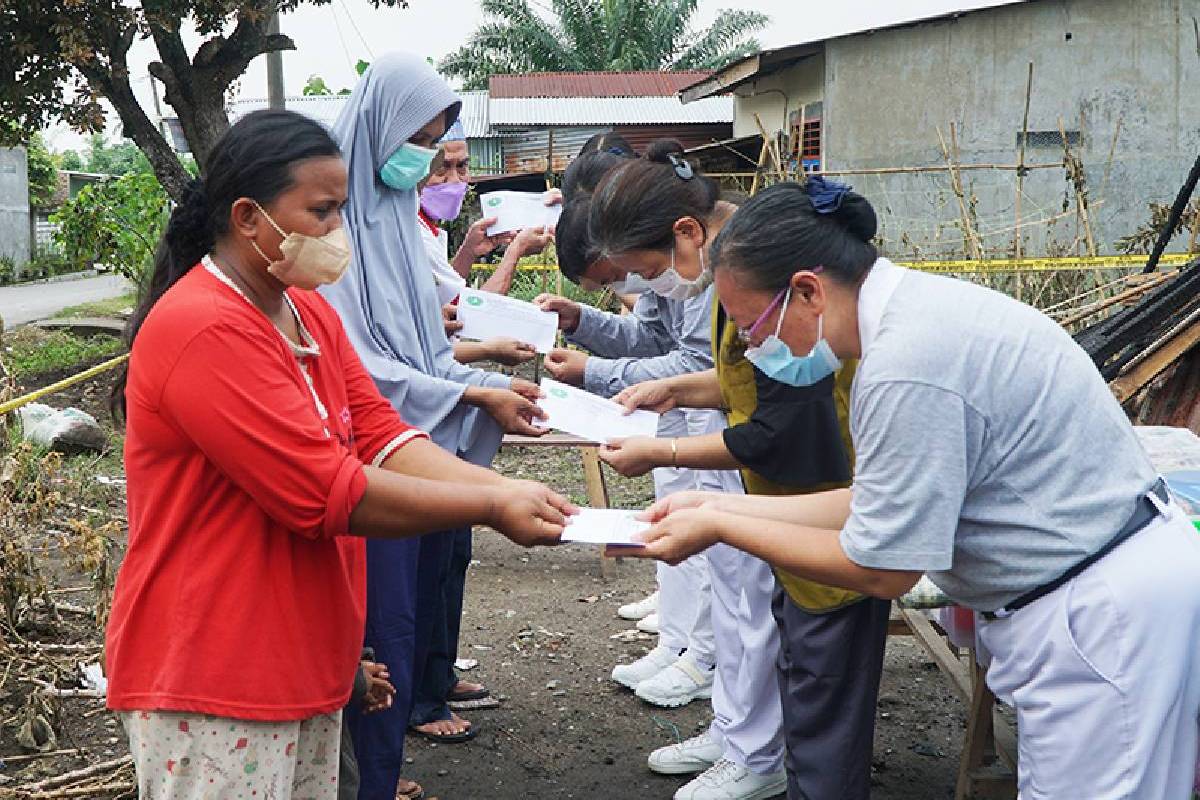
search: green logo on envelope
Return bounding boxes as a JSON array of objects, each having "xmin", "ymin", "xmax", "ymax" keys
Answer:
[
  {"xmin": 486, "ymin": 197, "xmax": 502, "ymax": 207},
  {"xmin": 550, "ymin": 387, "xmax": 568, "ymax": 398},
  {"xmin": 466, "ymin": 296, "xmax": 484, "ymax": 306}
]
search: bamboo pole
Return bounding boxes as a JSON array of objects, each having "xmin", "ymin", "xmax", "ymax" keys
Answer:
[
  {"xmin": 753, "ymin": 113, "xmax": 784, "ymax": 178},
  {"xmin": 1014, "ymin": 62, "xmax": 1034, "ymax": 261},
  {"xmin": 1054, "ymin": 272, "xmax": 1174, "ymax": 327},
  {"xmin": 1060, "ymin": 116, "xmax": 1098, "ymax": 257},
  {"xmin": 748, "ymin": 136, "xmax": 771, "ymax": 196},
  {"xmin": 937, "ymin": 125, "xmax": 982, "ymax": 260}
]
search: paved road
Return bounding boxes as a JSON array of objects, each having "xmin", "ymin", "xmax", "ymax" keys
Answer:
[{"xmin": 0, "ymin": 273, "xmax": 131, "ymax": 328}]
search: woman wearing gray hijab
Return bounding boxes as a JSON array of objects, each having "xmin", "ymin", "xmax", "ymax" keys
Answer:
[{"xmin": 320, "ymin": 53, "xmax": 546, "ymax": 800}]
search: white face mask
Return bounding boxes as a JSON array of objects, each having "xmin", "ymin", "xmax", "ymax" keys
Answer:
[
  {"xmin": 645, "ymin": 246, "xmax": 712, "ymax": 301},
  {"xmin": 251, "ymin": 202, "xmax": 352, "ymax": 290},
  {"xmin": 608, "ymin": 272, "xmax": 652, "ymax": 295}
]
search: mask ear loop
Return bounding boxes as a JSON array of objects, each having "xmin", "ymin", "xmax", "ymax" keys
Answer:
[
  {"xmin": 249, "ymin": 200, "xmax": 288, "ymax": 268},
  {"xmin": 772, "ymin": 286, "xmax": 793, "ymax": 338}
]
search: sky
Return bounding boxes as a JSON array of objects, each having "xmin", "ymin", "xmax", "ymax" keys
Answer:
[{"xmin": 42, "ymin": 0, "xmax": 1015, "ymax": 153}]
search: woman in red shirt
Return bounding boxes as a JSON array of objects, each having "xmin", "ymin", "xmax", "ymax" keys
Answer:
[{"xmin": 104, "ymin": 109, "xmax": 573, "ymax": 800}]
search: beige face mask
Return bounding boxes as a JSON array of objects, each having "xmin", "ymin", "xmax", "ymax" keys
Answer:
[{"xmin": 250, "ymin": 201, "xmax": 352, "ymax": 290}]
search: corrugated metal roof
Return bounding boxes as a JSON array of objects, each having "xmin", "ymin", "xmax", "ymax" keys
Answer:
[
  {"xmin": 681, "ymin": 0, "xmax": 1031, "ymax": 101},
  {"xmin": 225, "ymin": 92, "xmax": 495, "ymax": 139},
  {"xmin": 490, "ymin": 71, "xmax": 713, "ymax": 99},
  {"xmin": 490, "ymin": 96, "xmax": 733, "ymax": 127},
  {"xmin": 226, "ymin": 95, "xmax": 350, "ymax": 129},
  {"xmin": 457, "ymin": 90, "xmax": 490, "ymax": 139}
]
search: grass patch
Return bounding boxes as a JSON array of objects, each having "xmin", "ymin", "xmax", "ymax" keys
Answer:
[
  {"xmin": 2, "ymin": 327, "xmax": 125, "ymax": 380},
  {"xmin": 54, "ymin": 291, "xmax": 138, "ymax": 319}
]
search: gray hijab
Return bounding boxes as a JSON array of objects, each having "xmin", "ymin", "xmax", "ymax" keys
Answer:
[{"xmin": 319, "ymin": 53, "xmax": 509, "ymax": 463}]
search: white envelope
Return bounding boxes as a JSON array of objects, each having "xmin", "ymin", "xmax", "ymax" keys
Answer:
[
  {"xmin": 456, "ymin": 288, "xmax": 559, "ymax": 354},
  {"xmin": 536, "ymin": 378, "xmax": 660, "ymax": 443},
  {"xmin": 480, "ymin": 191, "xmax": 563, "ymax": 236},
  {"xmin": 561, "ymin": 508, "xmax": 649, "ymax": 547}
]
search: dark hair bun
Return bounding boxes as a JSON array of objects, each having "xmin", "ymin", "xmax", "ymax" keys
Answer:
[
  {"xmin": 836, "ymin": 192, "xmax": 878, "ymax": 243},
  {"xmin": 644, "ymin": 138, "xmax": 687, "ymax": 164},
  {"xmin": 164, "ymin": 178, "xmax": 213, "ymax": 264},
  {"xmin": 579, "ymin": 133, "xmax": 635, "ymax": 158}
]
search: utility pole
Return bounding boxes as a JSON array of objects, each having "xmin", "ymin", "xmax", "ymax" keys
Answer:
[{"xmin": 266, "ymin": 6, "xmax": 285, "ymax": 110}]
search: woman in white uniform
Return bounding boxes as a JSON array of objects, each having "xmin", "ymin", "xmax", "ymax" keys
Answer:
[{"xmin": 631, "ymin": 181, "xmax": 1200, "ymax": 800}]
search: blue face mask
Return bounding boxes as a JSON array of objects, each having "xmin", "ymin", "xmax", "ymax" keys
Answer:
[
  {"xmin": 743, "ymin": 287, "xmax": 842, "ymax": 387},
  {"xmin": 379, "ymin": 142, "xmax": 438, "ymax": 191}
]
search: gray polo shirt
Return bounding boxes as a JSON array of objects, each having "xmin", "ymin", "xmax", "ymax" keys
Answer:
[{"xmin": 839, "ymin": 258, "xmax": 1157, "ymax": 611}]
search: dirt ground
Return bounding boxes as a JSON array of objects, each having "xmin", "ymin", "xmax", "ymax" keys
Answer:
[{"xmin": 1, "ymin": 356, "xmax": 970, "ymax": 800}]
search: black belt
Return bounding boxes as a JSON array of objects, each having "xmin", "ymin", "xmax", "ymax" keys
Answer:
[{"xmin": 984, "ymin": 478, "xmax": 1169, "ymax": 620}]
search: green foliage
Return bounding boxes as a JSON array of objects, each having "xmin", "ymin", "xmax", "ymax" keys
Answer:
[
  {"xmin": 51, "ymin": 173, "xmax": 168, "ymax": 286},
  {"xmin": 2, "ymin": 329, "xmax": 124, "ymax": 380},
  {"xmin": 55, "ymin": 291, "xmax": 138, "ymax": 319},
  {"xmin": 0, "ymin": 256, "xmax": 16, "ymax": 286},
  {"xmin": 57, "ymin": 150, "xmax": 84, "ymax": 172},
  {"xmin": 26, "ymin": 133, "xmax": 58, "ymax": 209},
  {"xmin": 0, "ymin": 249, "xmax": 73, "ymax": 285},
  {"xmin": 81, "ymin": 134, "xmax": 153, "ymax": 177},
  {"xmin": 0, "ymin": 0, "xmax": 410, "ymax": 203},
  {"xmin": 24, "ymin": 247, "xmax": 74, "ymax": 281},
  {"xmin": 439, "ymin": 0, "xmax": 768, "ymax": 90},
  {"xmin": 355, "ymin": 59, "xmax": 371, "ymax": 76},
  {"xmin": 303, "ymin": 74, "xmax": 332, "ymax": 95}
]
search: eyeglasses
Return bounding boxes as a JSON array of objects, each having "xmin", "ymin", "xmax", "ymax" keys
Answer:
[
  {"xmin": 737, "ymin": 287, "xmax": 789, "ymax": 344},
  {"xmin": 432, "ymin": 159, "xmax": 469, "ymax": 178}
]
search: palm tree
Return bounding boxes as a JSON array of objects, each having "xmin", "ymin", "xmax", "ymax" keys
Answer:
[{"xmin": 439, "ymin": 0, "xmax": 769, "ymax": 90}]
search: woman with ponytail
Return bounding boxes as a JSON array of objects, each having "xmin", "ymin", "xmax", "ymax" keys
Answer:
[
  {"xmin": 630, "ymin": 181, "xmax": 1200, "ymax": 800},
  {"xmin": 105, "ymin": 109, "xmax": 573, "ymax": 800}
]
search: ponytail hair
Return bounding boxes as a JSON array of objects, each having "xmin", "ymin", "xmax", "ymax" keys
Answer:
[
  {"xmin": 113, "ymin": 109, "xmax": 341, "ymax": 419},
  {"xmin": 710, "ymin": 179, "xmax": 878, "ymax": 291},
  {"xmin": 587, "ymin": 138, "xmax": 720, "ymax": 257}
]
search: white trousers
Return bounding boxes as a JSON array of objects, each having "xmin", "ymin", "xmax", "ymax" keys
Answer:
[
  {"xmin": 684, "ymin": 409, "xmax": 786, "ymax": 775},
  {"xmin": 977, "ymin": 501, "xmax": 1200, "ymax": 800},
  {"xmin": 653, "ymin": 409, "xmax": 713, "ymax": 662}
]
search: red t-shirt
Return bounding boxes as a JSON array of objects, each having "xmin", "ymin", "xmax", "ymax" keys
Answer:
[{"xmin": 105, "ymin": 264, "xmax": 425, "ymax": 721}]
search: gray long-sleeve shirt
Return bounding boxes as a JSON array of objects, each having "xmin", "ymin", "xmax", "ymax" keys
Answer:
[{"xmin": 567, "ymin": 287, "xmax": 715, "ymax": 399}]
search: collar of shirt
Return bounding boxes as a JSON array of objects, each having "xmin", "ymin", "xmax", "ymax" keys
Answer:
[
  {"xmin": 201, "ymin": 255, "xmax": 321, "ymax": 358},
  {"xmin": 417, "ymin": 209, "xmax": 441, "ymax": 236},
  {"xmin": 856, "ymin": 256, "xmax": 906, "ymax": 353}
]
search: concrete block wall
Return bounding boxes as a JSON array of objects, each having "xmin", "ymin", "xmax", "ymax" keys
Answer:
[
  {"xmin": 0, "ymin": 147, "xmax": 31, "ymax": 267},
  {"xmin": 821, "ymin": 0, "xmax": 1200, "ymax": 258}
]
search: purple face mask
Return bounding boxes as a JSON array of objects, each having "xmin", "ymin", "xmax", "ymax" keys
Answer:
[{"xmin": 420, "ymin": 181, "xmax": 469, "ymax": 221}]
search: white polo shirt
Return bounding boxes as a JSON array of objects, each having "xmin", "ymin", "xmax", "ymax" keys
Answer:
[{"xmin": 839, "ymin": 257, "xmax": 1157, "ymax": 611}]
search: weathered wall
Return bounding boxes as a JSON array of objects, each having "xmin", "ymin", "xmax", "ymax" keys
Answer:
[
  {"xmin": 0, "ymin": 147, "xmax": 31, "ymax": 267},
  {"xmin": 733, "ymin": 53, "xmax": 825, "ymax": 139},
  {"xmin": 822, "ymin": 0, "xmax": 1200, "ymax": 259}
]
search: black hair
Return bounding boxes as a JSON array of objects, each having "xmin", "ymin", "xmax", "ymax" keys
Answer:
[
  {"xmin": 710, "ymin": 181, "xmax": 878, "ymax": 291},
  {"xmin": 577, "ymin": 132, "xmax": 635, "ymax": 158},
  {"xmin": 555, "ymin": 198, "xmax": 596, "ymax": 283},
  {"xmin": 562, "ymin": 150, "xmax": 632, "ymax": 201},
  {"xmin": 113, "ymin": 109, "xmax": 342, "ymax": 419},
  {"xmin": 587, "ymin": 138, "xmax": 721, "ymax": 257}
]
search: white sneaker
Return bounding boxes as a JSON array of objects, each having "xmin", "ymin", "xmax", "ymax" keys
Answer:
[
  {"xmin": 648, "ymin": 730, "xmax": 722, "ymax": 775},
  {"xmin": 636, "ymin": 612, "xmax": 660, "ymax": 634},
  {"xmin": 673, "ymin": 759, "xmax": 787, "ymax": 800},
  {"xmin": 618, "ymin": 590, "xmax": 659, "ymax": 621},
  {"xmin": 635, "ymin": 654, "xmax": 713, "ymax": 708},
  {"xmin": 611, "ymin": 644, "xmax": 678, "ymax": 690}
]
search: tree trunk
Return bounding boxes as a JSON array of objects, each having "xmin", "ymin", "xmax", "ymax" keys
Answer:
[{"xmin": 107, "ymin": 85, "xmax": 193, "ymax": 202}]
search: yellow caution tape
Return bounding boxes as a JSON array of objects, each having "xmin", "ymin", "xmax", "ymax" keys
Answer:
[
  {"xmin": 475, "ymin": 253, "xmax": 1194, "ymax": 275},
  {"xmin": 0, "ymin": 353, "xmax": 129, "ymax": 416},
  {"xmin": 897, "ymin": 252, "xmax": 1195, "ymax": 274}
]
